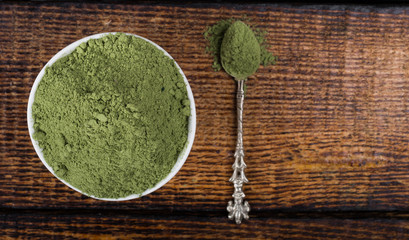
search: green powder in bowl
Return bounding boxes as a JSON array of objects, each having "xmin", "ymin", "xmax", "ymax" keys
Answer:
[{"xmin": 27, "ymin": 33, "xmax": 196, "ymax": 200}]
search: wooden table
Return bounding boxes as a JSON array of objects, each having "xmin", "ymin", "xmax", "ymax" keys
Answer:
[{"xmin": 2, "ymin": 2, "xmax": 409, "ymax": 239}]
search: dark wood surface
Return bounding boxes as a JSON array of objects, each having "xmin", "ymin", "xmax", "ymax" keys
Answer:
[
  {"xmin": 3, "ymin": 211, "xmax": 409, "ymax": 239},
  {"xmin": 2, "ymin": 2, "xmax": 409, "ymax": 239}
]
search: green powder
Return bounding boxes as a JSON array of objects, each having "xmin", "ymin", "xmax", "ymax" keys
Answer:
[
  {"xmin": 32, "ymin": 33, "xmax": 190, "ymax": 199},
  {"xmin": 204, "ymin": 18, "xmax": 277, "ymax": 72},
  {"xmin": 221, "ymin": 21, "xmax": 260, "ymax": 80}
]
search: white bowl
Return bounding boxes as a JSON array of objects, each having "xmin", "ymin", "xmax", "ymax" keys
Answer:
[{"xmin": 27, "ymin": 32, "xmax": 196, "ymax": 201}]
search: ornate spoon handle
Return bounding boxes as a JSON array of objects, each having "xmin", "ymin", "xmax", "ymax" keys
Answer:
[{"xmin": 227, "ymin": 79, "xmax": 250, "ymax": 224}]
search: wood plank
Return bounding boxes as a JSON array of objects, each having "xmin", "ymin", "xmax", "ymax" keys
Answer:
[
  {"xmin": 2, "ymin": 3, "xmax": 409, "ymax": 211},
  {"xmin": 2, "ymin": 211, "xmax": 409, "ymax": 239}
]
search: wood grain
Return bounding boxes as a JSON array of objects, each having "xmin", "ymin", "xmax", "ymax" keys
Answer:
[
  {"xmin": 2, "ymin": 211, "xmax": 409, "ymax": 239},
  {"xmin": 2, "ymin": 2, "xmax": 409, "ymax": 217}
]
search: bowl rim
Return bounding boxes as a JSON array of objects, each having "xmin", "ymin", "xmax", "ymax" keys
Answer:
[{"xmin": 27, "ymin": 32, "xmax": 196, "ymax": 201}]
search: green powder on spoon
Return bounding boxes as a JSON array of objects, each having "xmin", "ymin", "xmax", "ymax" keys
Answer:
[
  {"xmin": 204, "ymin": 18, "xmax": 277, "ymax": 74},
  {"xmin": 221, "ymin": 21, "xmax": 261, "ymax": 80},
  {"xmin": 32, "ymin": 33, "xmax": 190, "ymax": 199}
]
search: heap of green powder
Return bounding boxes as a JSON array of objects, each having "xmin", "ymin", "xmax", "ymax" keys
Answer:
[
  {"xmin": 32, "ymin": 33, "xmax": 190, "ymax": 199},
  {"xmin": 221, "ymin": 21, "xmax": 261, "ymax": 80},
  {"xmin": 204, "ymin": 18, "xmax": 277, "ymax": 72}
]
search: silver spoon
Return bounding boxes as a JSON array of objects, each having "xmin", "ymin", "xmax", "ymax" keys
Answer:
[{"xmin": 220, "ymin": 21, "xmax": 261, "ymax": 224}]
